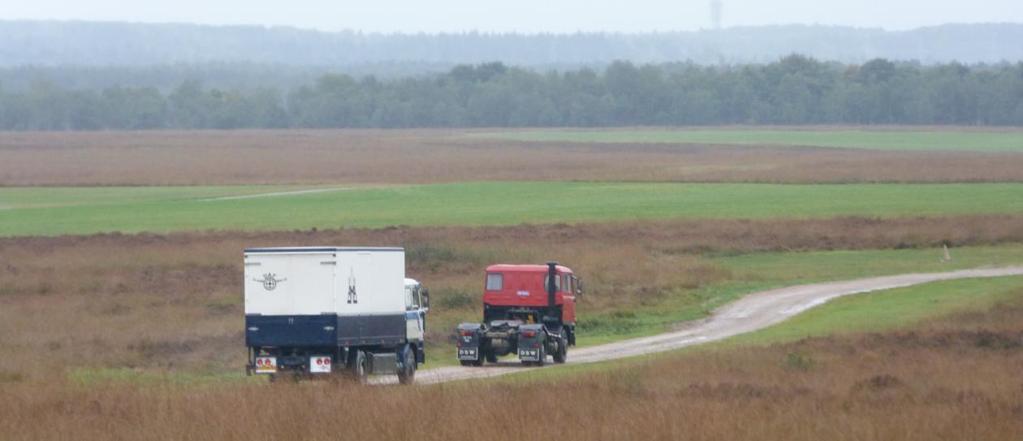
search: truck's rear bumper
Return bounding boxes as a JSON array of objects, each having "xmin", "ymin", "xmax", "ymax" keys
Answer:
[{"xmin": 246, "ymin": 354, "xmax": 334, "ymax": 376}]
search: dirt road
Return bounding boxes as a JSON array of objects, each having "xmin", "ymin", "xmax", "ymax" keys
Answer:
[{"xmin": 396, "ymin": 267, "xmax": 1023, "ymax": 385}]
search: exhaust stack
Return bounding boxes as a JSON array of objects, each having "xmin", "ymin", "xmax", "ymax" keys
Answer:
[{"xmin": 546, "ymin": 261, "xmax": 558, "ymax": 309}]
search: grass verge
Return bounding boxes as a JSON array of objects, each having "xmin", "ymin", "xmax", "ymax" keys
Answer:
[
  {"xmin": 3, "ymin": 181, "xmax": 1023, "ymax": 236},
  {"xmin": 483, "ymin": 127, "xmax": 1023, "ymax": 152}
]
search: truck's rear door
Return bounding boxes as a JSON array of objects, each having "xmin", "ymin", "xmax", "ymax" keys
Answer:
[{"xmin": 244, "ymin": 249, "xmax": 336, "ymax": 316}]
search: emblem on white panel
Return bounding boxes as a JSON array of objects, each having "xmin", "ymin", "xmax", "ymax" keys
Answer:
[
  {"xmin": 254, "ymin": 273, "xmax": 286, "ymax": 291},
  {"xmin": 347, "ymin": 268, "xmax": 358, "ymax": 304}
]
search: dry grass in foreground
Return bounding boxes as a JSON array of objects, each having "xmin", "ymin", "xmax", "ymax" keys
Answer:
[
  {"xmin": 3, "ymin": 129, "xmax": 1023, "ymax": 185},
  {"xmin": 2, "ymin": 287, "xmax": 1021, "ymax": 441}
]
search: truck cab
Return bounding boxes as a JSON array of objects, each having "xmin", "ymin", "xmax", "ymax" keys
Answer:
[
  {"xmin": 482, "ymin": 264, "xmax": 577, "ymax": 335},
  {"xmin": 404, "ymin": 277, "xmax": 428, "ymax": 345},
  {"xmin": 457, "ymin": 262, "xmax": 581, "ymax": 367}
]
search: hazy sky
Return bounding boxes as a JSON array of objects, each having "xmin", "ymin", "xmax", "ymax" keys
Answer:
[{"xmin": 3, "ymin": 0, "xmax": 1021, "ymax": 33}]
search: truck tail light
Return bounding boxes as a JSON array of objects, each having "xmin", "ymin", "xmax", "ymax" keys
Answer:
[
  {"xmin": 460, "ymin": 330, "xmax": 474, "ymax": 337},
  {"xmin": 309, "ymin": 356, "xmax": 331, "ymax": 373},
  {"xmin": 522, "ymin": 330, "xmax": 537, "ymax": 338}
]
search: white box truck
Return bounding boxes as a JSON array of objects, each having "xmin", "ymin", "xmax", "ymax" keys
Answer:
[{"xmin": 244, "ymin": 247, "xmax": 429, "ymax": 384}]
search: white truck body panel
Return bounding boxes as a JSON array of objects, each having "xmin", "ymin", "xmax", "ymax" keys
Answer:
[
  {"xmin": 244, "ymin": 250, "xmax": 336, "ymax": 315},
  {"xmin": 244, "ymin": 247, "xmax": 405, "ymax": 317},
  {"xmin": 336, "ymin": 250, "xmax": 405, "ymax": 316}
]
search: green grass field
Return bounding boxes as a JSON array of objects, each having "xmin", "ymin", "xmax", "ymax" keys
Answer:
[
  {"xmin": 2, "ymin": 181, "xmax": 1022, "ymax": 236},
  {"xmin": 484, "ymin": 128, "xmax": 1023, "ymax": 152},
  {"xmin": 730, "ymin": 276, "xmax": 1023, "ymax": 345}
]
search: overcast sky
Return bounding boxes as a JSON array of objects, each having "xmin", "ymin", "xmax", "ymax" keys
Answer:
[{"xmin": 3, "ymin": 0, "xmax": 1021, "ymax": 33}]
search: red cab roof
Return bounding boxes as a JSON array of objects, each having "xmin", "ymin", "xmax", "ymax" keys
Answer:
[{"xmin": 486, "ymin": 264, "xmax": 573, "ymax": 273}]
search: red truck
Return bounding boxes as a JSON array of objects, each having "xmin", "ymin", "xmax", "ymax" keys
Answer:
[{"xmin": 456, "ymin": 262, "xmax": 581, "ymax": 366}]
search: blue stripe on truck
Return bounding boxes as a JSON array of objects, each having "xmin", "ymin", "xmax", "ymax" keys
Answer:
[
  {"xmin": 245, "ymin": 315, "xmax": 337, "ymax": 347},
  {"xmin": 246, "ymin": 314, "xmax": 408, "ymax": 348}
]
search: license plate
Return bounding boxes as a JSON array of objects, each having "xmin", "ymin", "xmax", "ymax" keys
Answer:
[
  {"xmin": 458, "ymin": 348, "xmax": 477, "ymax": 360},
  {"xmin": 519, "ymin": 349, "xmax": 540, "ymax": 361},
  {"xmin": 254, "ymin": 356, "xmax": 277, "ymax": 374}
]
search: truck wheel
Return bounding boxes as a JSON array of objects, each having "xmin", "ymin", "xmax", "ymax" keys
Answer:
[
  {"xmin": 398, "ymin": 347, "xmax": 416, "ymax": 385},
  {"xmin": 553, "ymin": 335, "xmax": 568, "ymax": 364},
  {"xmin": 485, "ymin": 349, "xmax": 498, "ymax": 364},
  {"xmin": 351, "ymin": 350, "xmax": 369, "ymax": 384}
]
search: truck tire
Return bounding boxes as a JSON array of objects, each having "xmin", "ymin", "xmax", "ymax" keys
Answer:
[
  {"xmin": 553, "ymin": 335, "xmax": 568, "ymax": 364},
  {"xmin": 485, "ymin": 349, "xmax": 498, "ymax": 364},
  {"xmin": 398, "ymin": 346, "xmax": 416, "ymax": 385},
  {"xmin": 351, "ymin": 350, "xmax": 369, "ymax": 384}
]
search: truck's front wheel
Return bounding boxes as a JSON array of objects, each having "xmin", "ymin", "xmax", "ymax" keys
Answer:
[
  {"xmin": 553, "ymin": 335, "xmax": 568, "ymax": 364},
  {"xmin": 398, "ymin": 347, "xmax": 416, "ymax": 385}
]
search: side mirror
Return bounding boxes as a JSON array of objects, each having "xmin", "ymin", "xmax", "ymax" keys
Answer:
[
  {"xmin": 422, "ymin": 289, "xmax": 430, "ymax": 311},
  {"xmin": 575, "ymin": 278, "xmax": 583, "ymax": 297}
]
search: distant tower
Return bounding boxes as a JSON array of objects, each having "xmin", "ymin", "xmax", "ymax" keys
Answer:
[{"xmin": 710, "ymin": 0, "xmax": 723, "ymax": 30}]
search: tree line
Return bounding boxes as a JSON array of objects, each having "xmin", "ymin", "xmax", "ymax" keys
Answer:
[{"xmin": 2, "ymin": 56, "xmax": 1022, "ymax": 130}]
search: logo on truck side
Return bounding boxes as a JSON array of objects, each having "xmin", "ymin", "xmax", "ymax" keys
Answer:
[
  {"xmin": 254, "ymin": 273, "xmax": 287, "ymax": 291},
  {"xmin": 347, "ymin": 269, "xmax": 358, "ymax": 304}
]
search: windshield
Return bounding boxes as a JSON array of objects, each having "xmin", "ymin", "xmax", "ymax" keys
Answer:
[{"xmin": 486, "ymin": 273, "xmax": 503, "ymax": 290}]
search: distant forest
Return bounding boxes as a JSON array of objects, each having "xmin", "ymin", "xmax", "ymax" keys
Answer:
[
  {"xmin": 3, "ymin": 21, "xmax": 1023, "ymax": 67},
  {"xmin": 2, "ymin": 57, "xmax": 1022, "ymax": 130}
]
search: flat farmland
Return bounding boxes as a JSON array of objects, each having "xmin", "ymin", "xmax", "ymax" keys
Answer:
[
  {"xmin": 4, "ymin": 125, "xmax": 1023, "ymax": 440},
  {"xmin": 2, "ymin": 182, "xmax": 1023, "ymax": 236},
  {"xmin": 485, "ymin": 127, "xmax": 1023, "ymax": 152},
  {"xmin": 5, "ymin": 129, "xmax": 1023, "ymax": 186}
]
